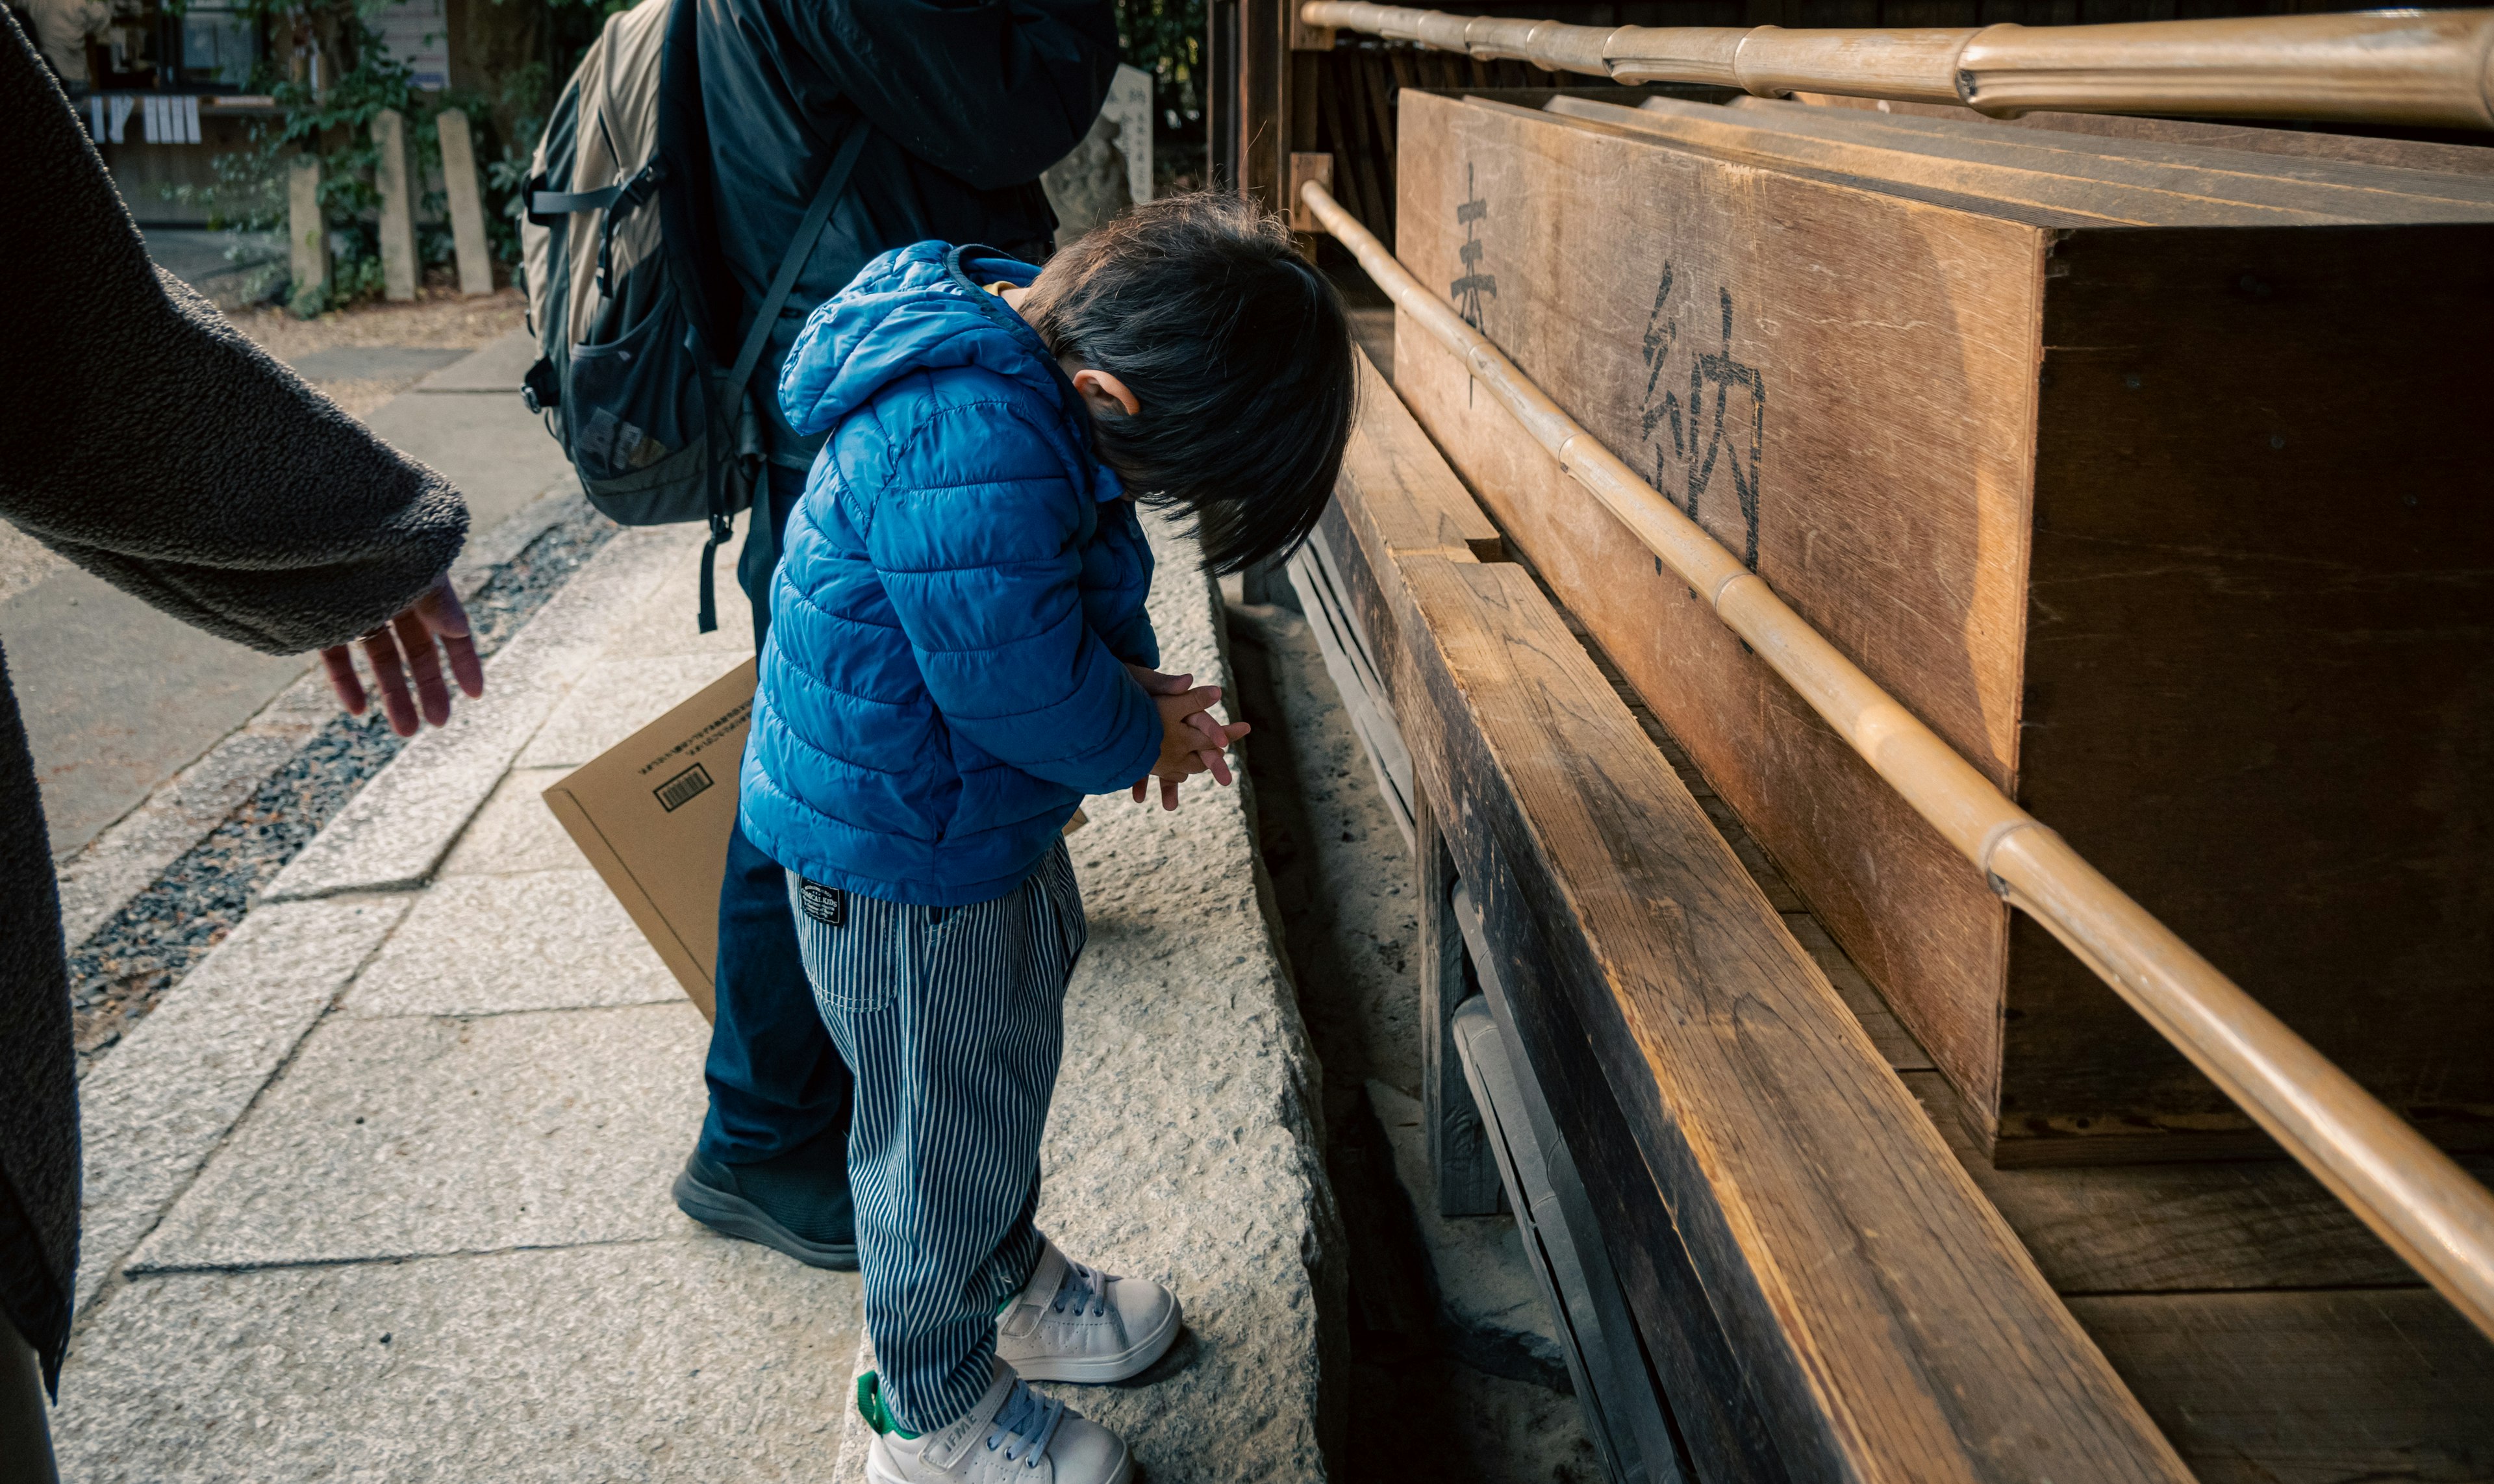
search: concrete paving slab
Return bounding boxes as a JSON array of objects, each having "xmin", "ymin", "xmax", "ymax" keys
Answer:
[
  {"xmin": 416, "ymin": 328, "xmax": 541, "ymax": 393},
  {"xmin": 75, "ymin": 895, "xmax": 414, "ymax": 1309},
  {"xmin": 49, "ymin": 489, "xmax": 590, "ymax": 939},
  {"xmin": 264, "ymin": 530, "xmax": 683, "ymax": 901},
  {"xmin": 361, "ymin": 380, "xmax": 577, "ymax": 537},
  {"xmin": 131, "ymin": 1002, "xmax": 710, "ymax": 1272},
  {"xmin": 54, "ymin": 1239, "xmax": 861, "ymax": 1484},
  {"xmin": 517, "ymin": 652, "xmax": 753, "ymax": 770},
  {"xmin": 286, "ymin": 346, "xmax": 470, "ymax": 382},
  {"xmin": 447, "ymin": 486, "xmax": 581, "ymax": 594},
  {"xmin": 438, "ymin": 767, "xmax": 586, "ymax": 877},
  {"xmin": 2, "ymin": 563, "xmax": 314, "ymax": 858},
  {"xmin": 599, "ymin": 535, "xmax": 755, "ymax": 662},
  {"xmin": 344, "ymin": 869, "xmax": 679, "ymax": 1017}
]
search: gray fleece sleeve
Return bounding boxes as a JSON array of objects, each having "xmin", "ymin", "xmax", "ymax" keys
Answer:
[{"xmin": 0, "ymin": 21, "xmax": 468, "ymax": 655}]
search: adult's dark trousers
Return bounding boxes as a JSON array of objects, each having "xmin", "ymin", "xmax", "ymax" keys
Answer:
[{"xmin": 696, "ymin": 463, "xmax": 853, "ymax": 1166}]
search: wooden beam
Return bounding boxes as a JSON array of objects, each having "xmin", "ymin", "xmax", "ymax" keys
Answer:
[
  {"xmin": 1588, "ymin": 95, "xmax": 2494, "ymax": 218},
  {"xmin": 1387, "ymin": 90, "xmax": 2494, "ymax": 1178},
  {"xmin": 1324, "ymin": 373, "xmax": 2188, "ymax": 1481},
  {"xmin": 1418, "ymin": 788, "xmax": 1503, "ymax": 1215},
  {"xmin": 2069, "ymin": 1289, "xmax": 2494, "ymax": 1484},
  {"xmin": 1385, "ymin": 546, "xmax": 2187, "ymax": 1483},
  {"xmin": 1772, "ymin": 90, "xmax": 2494, "ymax": 177}
]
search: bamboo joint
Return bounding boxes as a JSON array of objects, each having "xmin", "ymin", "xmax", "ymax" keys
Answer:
[{"xmin": 1299, "ymin": 0, "xmax": 2494, "ymax": 128}]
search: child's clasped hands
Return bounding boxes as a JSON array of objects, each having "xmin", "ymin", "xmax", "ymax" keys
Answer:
[{"xmin": 1125, "ymin": 661, "xmax": 1250, "ymax": 811}]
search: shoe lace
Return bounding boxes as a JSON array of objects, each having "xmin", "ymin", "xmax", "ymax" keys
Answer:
[
  {"xmin": 986, "ymin": 1377, "xmax": 1066, "ymax": 1468},
  {"xmin": 1050, "ymin": 1257, "xmax": 1109, "ymax": 1318}
]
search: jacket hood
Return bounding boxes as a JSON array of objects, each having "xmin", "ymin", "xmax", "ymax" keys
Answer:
[{"xmin": 778, "ymin": 241, "xmax": 1087, "ymax": 453}]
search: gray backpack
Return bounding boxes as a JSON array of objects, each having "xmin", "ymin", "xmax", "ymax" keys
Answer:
[{"xmin": 518, "ymin": 0, "xmax": 864, "ymax": 627}]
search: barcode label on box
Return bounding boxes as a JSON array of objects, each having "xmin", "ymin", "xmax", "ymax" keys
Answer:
[{"xmin": 654, "ymin": 763, "xmax": 714, "ymax": 812}]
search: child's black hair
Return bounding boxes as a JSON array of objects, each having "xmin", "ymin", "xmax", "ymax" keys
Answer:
[{"xmin": 1023, "ymin": 193, "xmax": 1356, "ymax": 575}]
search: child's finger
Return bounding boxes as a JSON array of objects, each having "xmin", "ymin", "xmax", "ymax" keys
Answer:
[
  {"xmin": 1159, "ymin": 775, "xmax": 1180, "ymax": 811},
  {"xmin": 1198, "ymin": 748, "xmax": 1234, "ymax": 786},
  {"xmin": 1131, "ymin": 779, "xmax": 1149, "ymax": 804}
]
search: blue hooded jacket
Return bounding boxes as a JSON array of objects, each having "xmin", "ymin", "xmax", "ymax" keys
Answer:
[{"xmin": 738, "ymin": 242, "xmax": 1162, "ymax": 905}]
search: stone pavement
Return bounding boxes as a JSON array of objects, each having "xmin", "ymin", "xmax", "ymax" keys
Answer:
[
  {"xmin": 8, "ymin": 327, "xmax": 566, "ymax": 862},
  {"xmin": 53, "ymin": 496, "xmax": 1338, "ymax": 1478}
]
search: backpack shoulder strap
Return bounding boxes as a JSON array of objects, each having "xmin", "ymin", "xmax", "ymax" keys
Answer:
[
  {"xmin": 696, "ymin": 119, "xmax": 872, "ymax": 632},
  {"xmin": 720, "ymin": 120, "xmax": 871, "ymax": 418}
]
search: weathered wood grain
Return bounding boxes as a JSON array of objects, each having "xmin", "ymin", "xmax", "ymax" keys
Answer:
[
  {"xmin": 1319, "ymin": 370, "xmax": 2193, "ymax": 1479},
  {"xmin": 1394, "ymin": 88, "xmax": 2494, "ymax": 1164},
  {"xmin": 1908, "ymin": 1071, "xmax": 2494, "ymax": 1295},
  {"xmin": 1394, "ymin": 88, "xmax": 2030, "ymax": 1129},
  {"xmin": 1375, "ymin": 544, "xmax": 2187, "ymax": 1483},
  {"xmin": 2068, "ymin": 1289, "xmax": 2494, "ymax": 1484},
  {"xmin": 1551, "ymin": 94, "xmax": 2359, "ymax": 224},
  {"xmin": 1624, "ymin": 94, "xmax": 2494, "ymax": 216},
  {"xmin": 1417, "ymin": 788, "xmax": 1503, "ymax": 1216},
  {"xmin": 1779, "ymin": 90, "xmax": 2494, "ymax": 177}
]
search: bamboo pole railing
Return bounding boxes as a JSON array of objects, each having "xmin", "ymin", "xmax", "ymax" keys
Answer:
[
  {"xmin": 1300, "ymin": 1, "xmax": 2494, "ymax": 129},
  {"xmin": 1294, "ymin": 177, "xmax": 2494, "ymax": 1344}
]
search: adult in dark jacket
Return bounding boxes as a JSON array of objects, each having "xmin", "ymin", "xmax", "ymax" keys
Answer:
[
  {"xmin": 667, "ymin": 0, "xmax": 1120, "ymax": 1268},
  {"xmin": 0, "ymin": 18, "xmax": 479, "ymax": 1473}
]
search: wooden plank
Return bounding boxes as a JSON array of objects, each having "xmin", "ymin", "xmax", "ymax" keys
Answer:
[
  {"xmin": 1418, "ymin": 787, "xmax": 1503, "ymax": 1216},
  {"xmin": 1393, "ymin": 88, "xmax": 2494, "ymax": 1165},
  {"xmin": 1907, "ymin": 1070, "xmax": 2494, "ymax": 1296},
  {"xmin": 1326, "ymin": 381, "xmax": 2185, "ymax": 1478},
  {"xmin": 1548, "ymin": 95, "xmax": 2328, "ymax": 225},
  {"xmin": 1632, "ymin": 95, "xmax": 2494, "ymax": 218},
  {"xmin": 1337, "ymin": 348, "xmax": 1505, "ymax": 563},
  {"xmin": 1394, "ymin": 88, "xmax": 2032, "ymax": 1132},
  {"xmin": 1780, "ymin": 90, "xmax": 2494, "ymax": 178},
  {"xmin": 1289, "ymin": 520, "xmax": 1417, "ymax": 842},
  {"xmin": 1367, "ymin": 546, "xmax": 2186, "ymax": 1483},
  {"xmin": 2068, "ymin": 1289, "xmax": 2494, "ymax": 1484}
]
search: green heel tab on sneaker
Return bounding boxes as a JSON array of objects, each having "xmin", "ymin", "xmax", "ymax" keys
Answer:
[{"xmin": 856, "ymin": 1371, "xmax": 920, "ymax": 1440}]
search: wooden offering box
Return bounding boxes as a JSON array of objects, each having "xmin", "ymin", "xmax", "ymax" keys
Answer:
[{"xmin": 1391, "ymin": 91, "xmax": 2494, "ymax": 1166}]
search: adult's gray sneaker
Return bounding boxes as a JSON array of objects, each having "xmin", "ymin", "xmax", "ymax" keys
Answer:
[
  {"xmin": 672, "ymin": 1147, "xmax": 857, "ymax": 1270},
  {"xmin": 994, "ymin": 1237, "xmax": 1180, "ymax": 1383}
]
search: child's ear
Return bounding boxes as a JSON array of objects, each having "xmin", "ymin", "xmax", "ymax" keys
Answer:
[{"xmin": 1072, "ymin": 368, "xmax": 1140, "ymax": 420}]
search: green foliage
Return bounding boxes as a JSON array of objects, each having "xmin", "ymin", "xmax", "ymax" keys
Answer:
[
  {"xmin": 198, "ymin": 0, "xmax": 605, "ymax": 310},
  {"xmin": 1114, "ymin": 0, "xmax": 1206, "ymax": 136},
  {"xmin": 203, "ymin": 0, "xmax": 1208, "ymax": 311}
]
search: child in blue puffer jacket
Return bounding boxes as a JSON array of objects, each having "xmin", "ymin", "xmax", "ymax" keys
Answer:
[{"xmin": 738, "ymin": 194, "xmax": 1354, "ymax": 1484}]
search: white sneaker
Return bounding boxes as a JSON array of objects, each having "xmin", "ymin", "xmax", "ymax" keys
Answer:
[
  {"xmin": 864, "ymin": 1359, "xmax": 1131, "ymax": 1484},
  {"xmin": 995, "ymin": 1237, "xmax": 1181, "ymax": 1383}
]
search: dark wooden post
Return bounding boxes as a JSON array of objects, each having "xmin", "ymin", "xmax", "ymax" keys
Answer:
[
  {"xmin": 1239, "ymin": 0, "xmax": 1285, "ymax": 208},
  {"xmin": 1418, "ymin": 786, "xmax": 1504, "ymax": 1216}
]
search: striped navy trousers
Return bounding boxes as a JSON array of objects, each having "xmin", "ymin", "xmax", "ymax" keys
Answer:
[{"xmin": 786, "ymin": 841, "xmax": 1087, "ymax": 1435}]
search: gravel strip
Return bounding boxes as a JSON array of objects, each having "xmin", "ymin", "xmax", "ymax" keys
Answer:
[{"xmin": 67, "ymin": 498, "xmax": 619, "ymax": 1068}]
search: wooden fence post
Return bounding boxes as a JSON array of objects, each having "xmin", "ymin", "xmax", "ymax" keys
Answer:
[
  {"xmin": 435, "ymin": 108, "xmax": 495, "ymax": 296},
  {"xmin": 372, "ymin": 107, "xmax": 418, "ymax": 301},
  {"xmin": 287, "ymin": 153, "xmax": 328, "ymax": 310}
]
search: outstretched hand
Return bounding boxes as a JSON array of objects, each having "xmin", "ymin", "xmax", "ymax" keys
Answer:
[
  {"xmin": 321, "ymin": 572, "xmax": 486, "ymax": 736},
  {"xmin": 1124, "ymin": 663, "xmax": 1250, "ymax": 812}
]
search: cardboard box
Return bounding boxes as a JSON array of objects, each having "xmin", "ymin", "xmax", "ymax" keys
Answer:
[{"xmin": 542, "ymin": 659, "xmax": 755, "ymax": 1022}]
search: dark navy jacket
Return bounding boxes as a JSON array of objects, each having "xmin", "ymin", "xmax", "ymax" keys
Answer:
[
  {"xmin": 688, "ymin": 0, "xmax": 1118, "ymax": 468},
  {"xmin": 739, "ymin": 244, "xmax": 1160, "ymax": 905}
]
